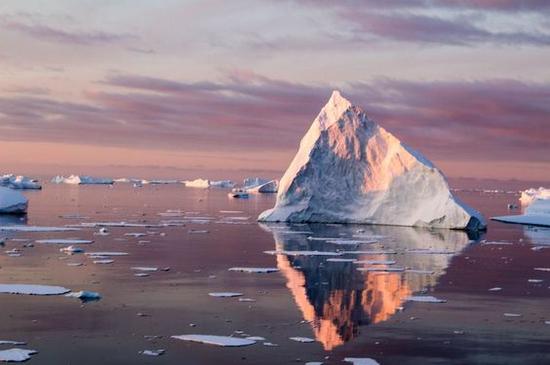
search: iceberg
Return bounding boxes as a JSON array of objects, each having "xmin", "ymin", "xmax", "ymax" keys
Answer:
[
  {"xmin": 183, "ymin": 178, "xmax": 210, "ymax": 188},
  {"xmin": 243, "ymin": 177, "xmax": 270, "ymax": 189},
  {"xmin": 246, "ymin": 180, "xmax": 278, "ymax": 193},
  {"xmin": 259, "ymin": 91, "xmax": 486, "ymax": 231},
  {"xmin": 0, "ymin": 174, "xmax": 41, "ymax": 190},
  {"xmin": 0, "ymin": 187, "xmax": 28, "ymax": 214},
  {"xmin": 520, "ymin": 187, "xmax": 550, "ymax": 206},
  {"xmin": 51, "ymin": 175, "xmax": 114, "ymax": 185},
  {"xmin": 492, "ymin": 198, "xmax": 550, "ymax": 227},
  {"xmin": 210, "ymin": 180, "xmax": 235, "ymax": 188}
]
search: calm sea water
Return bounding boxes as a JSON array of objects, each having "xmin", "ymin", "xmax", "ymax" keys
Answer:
[{"xmin": 1, "ymin": 183, "xmax": 549, "ymax": 364}]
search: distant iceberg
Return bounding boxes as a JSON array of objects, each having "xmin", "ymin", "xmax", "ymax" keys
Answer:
[
  {"xmin": 247, "ymin": 180, "xmax": 278, "ymax": 193},
  {"xmin": 0, "ymin": 174, "xmax": 41, "ymax": 190},
  {"xmin": 258, "ymin": 91, "xmax": 486, "ymax": 231},
  {"xmin": 183, "ymin": 178, "xmax": 210, "ymax": 188},
  {"xmin": 243, "ymin": 177, "xmax": 270, "ymax": 189},
  {"xmin": 51, "ymin": 175, "xmax": 114, "ymax": 185},
  {"xmin": 210, "ymin": 180, "xmax": 235, "ymax": 188},
  {"xmin": 0, "ymin": 187, "xmax": 28, "ymax": 214},
  {"xmin": 493, "ymin": 188, "xmax": 550, "ymax": 227}
]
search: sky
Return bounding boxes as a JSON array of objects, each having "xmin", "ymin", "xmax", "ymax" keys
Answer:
[{"xmin": 0, "ymin": 0, "xmax": 549, "ymax": 181}]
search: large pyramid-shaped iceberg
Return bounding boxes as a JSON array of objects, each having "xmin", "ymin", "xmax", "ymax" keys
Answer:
[{"xmin": 258, "ymin": 91, "xmax": 486, "ymax": 231}]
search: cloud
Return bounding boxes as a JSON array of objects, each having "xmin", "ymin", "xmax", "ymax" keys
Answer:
[
  {"xmin": 0, "ymin": 15, "xmax": 136, "ymax": 45},
  {"xmin": 0, "ymin": 72, "xmax": 548, "ymax": 166}
]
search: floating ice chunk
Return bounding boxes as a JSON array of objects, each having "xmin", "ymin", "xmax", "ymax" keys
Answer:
[
  {"xmin": 344, "ymin": 358, "xmax": 380, "ymax": 365},
  {"xmin": 263, "ymin": 342, "xmax": 278, "ymax": 346},
  {"xmin": 492, "ymin": 198, "xmax": 550, "ymax": 227},
  {"xmin": 0, "ymin": 348, "xmax": 37, "ymax": 362},
  {"xmin": 171, "ymin": 334, "xmax": 256, "ymax": 347},
  {"xmin": 93, "ymin": 259, "xmax": 114, "ymax": 264},
  {"xmin": 0, "ymin": 226, "xmax": 80, "ymax": 232},
  {"xmin": 243, "ymin": 177, "xmax": 271, "ymax": 190},
  {"xmin": 60, "ymin": 246, "xmax": 84, "ymax": 254},
  {"xmin": 305, "ymin": 362, "xmax": 323, "ymax": 365},
  {"xmin": 341, "ymin": 250, "xmax": 397, "ymax": 255},
  {"xmin": 245, "ymin": 336, "xmax": 266, "ymax": 341},
  {"xmin": 210, "ymin": 180, "xmax": 235, "ymax": 188},
  {"xmin": 488, "ymin": 287, "xmax": 502, "ymax": 291},
  {"xmin": 183, "ymin": 179, "xmax": 210, "ymax": 188},
  {"xmin": 134, "ymin": 273, "xmax": 149, "ymax": 277},
  {"xmin": 219, "ymin": 210, "xmax": 244, "ymax": 214},
  {"xmin": 528, "ymin": 279, "xmax": 543, "ymax": 283},
  {"xmin": 132, "ymin": 267, "xmax": 158, "ymax": 272},
  {"xmin": 406, "ymin": 295, "xmax": 446, "ymax": 303},
  {"xmin": 0, "ymin": 284, "xmax": 70, "ymax": 295},
  {"xmin": 65, "ymin": 291, "xmax": 101, "ymax": 301},
  {"xmin": 258, "ymin": 91, "xmax": 486, "ymax": 231},
  {"xmin": 238, "ymin": 298, "xmax": 256, "ymax": 302},
  {"xmin": 66, "ymin": 262, "xmax": 83, "ymax": 267},
  {"xmin": 36, "ymin": 239, "xmax": 93, "ymax": 245},
  {"xmin": 0, "ymin": 341, "xmax": 26, "ymax": 346},
  {"xmin": 189, "ymin": 230, "xmax": 209, "ymax": 234},
  {"xmin": 0, "ymin": 174, "xmax": 41, "ymax": 190},
  {"xmin": 228, "ymin": 267, "xmax": 279, "ymax": 274},
  {"xmin": 246, "ymin": 180, "xmax": 278, "ymax": 194},
  {"xmin": 51, "ymin": 175, "xmax": 113, "ymax": 185},
  {"xmin": 503, "ymin": 313, "xmax": 522, "ymax": 317},
  {"xmin": 86, "ymin": 252, "xmax": 128, "ymax": 256},
  {"xmin": 140, "ymin": 349, "xmax": 165, "ymax": 356},
  {"xmin": 264, "ymin": 250, "xmax": 341, "ymax": 256},
  {"xmin": 74, "ymin": 222, "xmax": 161, "ymax": 228},
  {"xmin": 406, "ymin": 249, "xmax": 456, "ymax": 254},
  {"xmin": 289, "ymin": 337, "xmax": 315, "ymax": 343},
  {"xmin": 125, "ymin": 233, "xmax": 146, "ymax": 237},
  {"xmin": 534, "ymin": 268, "xmax": 550, "ymax": 272},
  {"xmin": 0, "ymin": 187, "xmax": 28, "ymax": 214},
  {"xmin": 208, "ymin": 292, "xmax": 243, "ymax": 298}
]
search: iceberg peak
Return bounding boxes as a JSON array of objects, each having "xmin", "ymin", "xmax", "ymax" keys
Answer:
[{"xmin": 259, "ymin": 91, "xmax": 486, "ymax": 231}]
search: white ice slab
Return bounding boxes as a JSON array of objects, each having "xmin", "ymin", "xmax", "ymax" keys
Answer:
[
  {"xmin": 208, "ymin": 292, "xmax": 243, "ymax": 298},
  {"xmin": 406, "ymin": 295, "xmax": 446, "ymax": 303},
  {"xmin": 0, "ymin": 349, "xmax": 37, "ymax": 362},
  {"xmin": 171, "ymin": 334, "xmax": 256, "ymax": 347},
  {"xmin": 0, "ymin": 284, "xmax": 70, "ymax": 295},
  {"xmin": 344, "ymin": 358, "xmax": 381, "ymax": 365},
  {"xmin": 289, "ymin": 337, "xmax": 315, "ymax": 343}
]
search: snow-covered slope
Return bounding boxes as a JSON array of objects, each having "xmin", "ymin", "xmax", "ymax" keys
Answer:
[
  {"xmin": 0, "ymin": 187, "xmax": 28, "ymax": 214},
  {"xmin": 0, "ymin": 174, "xmax": 41, "ymax": 190},
  {"xmin": 259, "ymin": 91, "xmax": 486, "ymax": 231}
]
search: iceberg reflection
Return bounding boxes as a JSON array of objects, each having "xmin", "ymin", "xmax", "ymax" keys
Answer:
[{"xmin": 261, "ymin": 223, "xmax": 478, "ymax": 350}]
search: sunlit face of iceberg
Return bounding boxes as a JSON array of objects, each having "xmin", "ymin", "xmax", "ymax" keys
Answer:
[{"xmin": 261, "ymin": 223, "xmax": 479, "ymax": 350}]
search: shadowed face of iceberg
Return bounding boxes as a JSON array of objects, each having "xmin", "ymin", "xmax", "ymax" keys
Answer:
[{"xmin": 261, "ymin": 223, "xmax": 478, "ymax": 350}]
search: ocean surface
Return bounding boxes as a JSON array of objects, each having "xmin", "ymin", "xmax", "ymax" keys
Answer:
[{"xmin": 1, "ymin": 182, "xmax": 550, "ymax": 364}]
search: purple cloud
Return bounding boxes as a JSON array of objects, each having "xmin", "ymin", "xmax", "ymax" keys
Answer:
[{"xmin": 0, "ymin": 72, "xmax": 548, "ymax": 166}]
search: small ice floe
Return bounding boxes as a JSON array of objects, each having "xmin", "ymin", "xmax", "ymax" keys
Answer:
[
  {"xmin": 325, "ymin": 239, "xmax": 377, "ymax": 245},
  {"xmin": 503, "ymin": 313, "xmax": 522, "ymax": 317},
  {"xmin": 228, "ymin": 267, "xmax": 279, "ymax": 274},
  {"xmin": 36, "ymin": 239, "xmax": 93, "ymax": 245},
  {"xmin": 171, "ymin": 334, "xmax": 256, "ymax": 347},
  {"xmin": 305, "ymin": 362, "xmax": 323, "ymax": 365},
  {"xmin": 488, "ymin": 287, "xmax": 502, "ymax": 291},
  {"xmin": 125, "ymin": 232, "xmax": 146, "ymax": 238},
  {"xmin": 140, "ymin": 349, "xmax": 165, "ymax": 356},
  {"xmin": 86, "ymin": 251, "xmax": 128, "ymax": 256},
  {"xmin": 66, "ymin": 262, "xmax": 83, "ymax": 267},
  {"xmin": 264, "ymin": 250, "xmax": 341, "ymax": 257},
  {"xmin": 245, "ymin": 336, "xmax": 266, "ymax": 341},
  {"xmin": 528, "ymin": 279, "xmax": 544, "ymax": 283},
  {"xmin": 208, "ymin": 292, "xmax": 243, "ymax": 298},
  {"xmin": 0, "ymin": 284, "xmax": 70, "ymax": 295},
  {"xmin": 93, "ymin": 259, "xmax": 114, "ymax": 264},
  {"xmin": 0, "ymin": 226, "xmax": 80, "ymax": 232},
  {"xmin": 0, "ymin": 348, "xmax": 37, "ymax": 362},
  {"xmin": 344, "ymin": 358, "xmax": 380, "ymax": 365},
  {"xmin": 132, "ymin": 267, "xmax": 158, "ymax": 272},
  {"xmin": 481, "ymin": 241, "xmax": 513, "ymax": 246},
  {"xmin": 238, "ymin": 298, "xmax": 256, "ymax": 302},
  {"xmin": 326, "ymin": 258, "xmax": 357, "ymax": 263},
  {"xmin": 0, "ymin": 341, "xmax": 26, "ymax": 345},
  {"xmin": 134, "ymin": 273, "xmax": 150, "ymax": 277},
  {"xmin": 289, "ymin": 337, "xmax": 315, "ymax": 343},
  {"xmin": 406, "ymin": 296, "xmax": 447, "ymax": 303},
  {"xmin": 65, "ymin": 291, "xmax": 101, "ymax": 302},
  {"xmin": 219, "ymin": 210, "xmax": 244, "ymax": 214},
  {"xmin": 263, "ymin": 342, "xmax": 278, "ymax": 346},
  {"xmin": 74, "ymin": 222, "xmax": 161, "ymax": 228},
  {"xmin": 534, "ymin": 268, "xmax": 550, "ymax": 272},
  {"xmin": 354, "ymin": 260, "xmax": 396, "ymax": 265},
  {"xmin": 60, "ymin": 246, "xmax": 84, "ymax": 254}
]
